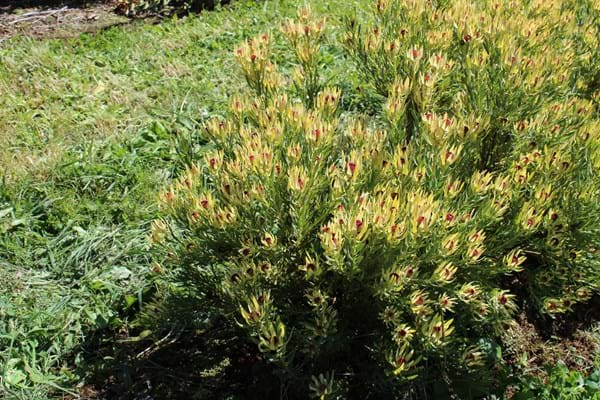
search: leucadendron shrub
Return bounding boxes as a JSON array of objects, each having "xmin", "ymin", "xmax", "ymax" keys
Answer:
[{"xmin": 152, "ymin": 2, "xmax": 600, "ymax": 397}]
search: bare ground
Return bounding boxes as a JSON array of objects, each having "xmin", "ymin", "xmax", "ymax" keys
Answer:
[{"xmin": 0, "ymin": 1, "xmax": 129, "ymax": 41}]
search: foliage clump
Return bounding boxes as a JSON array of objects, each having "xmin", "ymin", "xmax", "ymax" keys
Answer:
[
  {"xmin": 117, "ymin": 0, "xmax": 227, "ymax": 16},
  {"xmin": 154, "ymin": 1, "xmax": 600, "ymax": 396}
]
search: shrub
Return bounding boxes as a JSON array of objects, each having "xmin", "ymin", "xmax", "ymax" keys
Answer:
[
  {"xmin": 116, "ymin": 0, "xmax": 228, "ymax": 16},
  {"xmin": 153, "ymin": 1, "xmax": 600, "ymax": 397}
]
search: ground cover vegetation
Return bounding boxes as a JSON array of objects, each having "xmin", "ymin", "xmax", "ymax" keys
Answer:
[{"xmin": 0, "ymin": 0, "xmax": 599, "ymax": 399}]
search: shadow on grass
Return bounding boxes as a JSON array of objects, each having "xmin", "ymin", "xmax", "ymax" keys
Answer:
[
  {"xmin": 77, "ymin": 324, "xmax": 277, "ymax": 399},
  {"xmin": 74, "ymin": 289, "xmax": 281, "ymax": 400}
]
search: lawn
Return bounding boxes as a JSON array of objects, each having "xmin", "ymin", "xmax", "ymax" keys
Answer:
[{"xmin": 0, "ymin": 0, "xmax": 599, "ymax": 399}]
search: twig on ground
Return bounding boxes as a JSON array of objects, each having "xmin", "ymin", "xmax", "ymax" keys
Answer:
[
  {"xmin": 20, "ymin": 8, "xmax": 67, "ymax": 18},
  {"xmin": 9, "ymin": 6, "xmax": 69, "ymax": 25},
  {"xmin": 136, "ymin": 329, "xmax": 181, "ymax": 360}
]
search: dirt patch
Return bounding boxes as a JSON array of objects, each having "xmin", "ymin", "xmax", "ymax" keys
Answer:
[
  {"xmin": 503, "ymin": 312, "xmax": 600, "ymax": 375},
  {"xmin": 0, "ymin": 1, "xmax": 129, "ymax": 41}
]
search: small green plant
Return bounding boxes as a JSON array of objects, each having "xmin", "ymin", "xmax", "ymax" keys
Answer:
[
  {"xmin": 155, "ymin": 1, "xmax": 599, "ymax": 396},
  {"xmin": 511, "ymin": 363, "xmax": 600, "ymax": 400}
]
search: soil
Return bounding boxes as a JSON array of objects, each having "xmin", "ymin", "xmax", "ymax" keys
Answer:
[
  {"xmin": 0, "ymin": 1, "xmax": 130, "ymax": 41},
  {"xmin": 504, "ymin": 312, "xmax": 600, "ymax": 374}
]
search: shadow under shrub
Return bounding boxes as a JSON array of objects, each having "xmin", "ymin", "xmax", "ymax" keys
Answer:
[
  {"xmin": 151, "ymin": 1, "xmax": 600, "ymax": 398},
  {"xmin": 115, "ymin": 0, "xmax": 231, "ymax": 16}
]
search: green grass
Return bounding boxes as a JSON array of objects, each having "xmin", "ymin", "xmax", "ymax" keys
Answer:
[
  {"xmin": 0, "ymin": 1, "xmax": 364, "ymax": 398},
  {"xmin": 0, "ymin": 0, "xmax": 360, "ymax": 180}
]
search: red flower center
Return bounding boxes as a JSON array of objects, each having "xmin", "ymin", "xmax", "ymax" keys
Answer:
[
  {"xmin": 355, "ymin": 219, "xmax": 363, "ymax": 231},
  {"xmin": 348, "ymin": 162, "xmax": 357, "ymax": 174}
]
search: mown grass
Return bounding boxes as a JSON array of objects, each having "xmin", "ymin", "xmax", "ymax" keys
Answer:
[
  {"xmin": 0, "ymin": 0, "xmax": 359, "ymax": 180},
  {"xmin": 0, "ymin": 0, "xmax": 598, "ymax": 399}
]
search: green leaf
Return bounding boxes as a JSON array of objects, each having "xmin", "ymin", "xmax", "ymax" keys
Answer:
[
  {"xmin": 0, "ymin": 207, "xmax": 12, "ymax": 219},
  {"xmin": 4, "ymin": 359, "xmax": 27, "ymax": 387}
]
